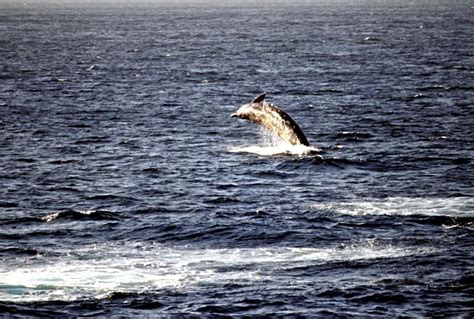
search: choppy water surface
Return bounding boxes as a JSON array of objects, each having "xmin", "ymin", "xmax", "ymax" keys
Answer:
[{"xmin": 0, "ymin": 0, "xmax": 473, "ymax": 316}]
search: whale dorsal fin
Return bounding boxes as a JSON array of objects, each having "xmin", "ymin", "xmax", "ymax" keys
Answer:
[{"xmin": 251, "ymin": 93, "xmax": 266, "ymax": 104}]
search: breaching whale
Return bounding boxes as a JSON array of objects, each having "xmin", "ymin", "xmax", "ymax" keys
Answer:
[{"xmin": 231, "ymin": 93, "xmax": 310, "ymax": 146}]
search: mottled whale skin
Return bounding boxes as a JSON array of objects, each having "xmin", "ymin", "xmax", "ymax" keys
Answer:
[{"xmin": 231, "ymin": 93, "xmax": 310, "ymax": 146}]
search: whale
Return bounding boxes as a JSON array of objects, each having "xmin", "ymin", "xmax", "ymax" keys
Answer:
[{"xmin": 231, "ymin": 93, "xmax": 310, "ymax": 146}]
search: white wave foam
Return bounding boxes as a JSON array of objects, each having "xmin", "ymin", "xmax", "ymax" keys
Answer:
[
  {"xmin": 312, "ymin": 197, "xmax": 474, "ymax": 217},
  {"xmin": 0, "ymin": 242, "xmax": 432, "ymax": 302}
]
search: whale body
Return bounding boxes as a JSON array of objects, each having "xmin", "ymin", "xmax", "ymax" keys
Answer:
[{"xmin": 231, "ymin": 93, "xmax": 310, "ymax": 146}]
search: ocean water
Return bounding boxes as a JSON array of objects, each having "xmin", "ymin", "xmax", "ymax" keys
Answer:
[{"xmin": 0, "ymin": 0, "xmax": 473, "ymax": 316}]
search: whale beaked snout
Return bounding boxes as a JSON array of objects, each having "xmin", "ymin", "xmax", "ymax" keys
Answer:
[
  {"xmin": 231, "ymin": 107, "xmax": 246, "ymax": 118},
  {"xmin": 231, "ymin": 103, "xmax": 252, "ymax": 119},
  {"xmin": 231, "ymin": 109, "xmax": 248, "ymax": 119}
]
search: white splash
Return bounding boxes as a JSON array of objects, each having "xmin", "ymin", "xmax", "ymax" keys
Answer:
[
  {"xmin": 0, "ymin": 241, "xmax": 432, "ymax": 302},
  {"xmin": 229, "ymin": 128, "xmax": 320, "ymax": 156},
  {"xmin": 229, "ymin": 144, "xmax": 320, "ymax": 156},
  {"xmin": 312, "ymin": 197, "xmax": 474, "ymax": 217}
]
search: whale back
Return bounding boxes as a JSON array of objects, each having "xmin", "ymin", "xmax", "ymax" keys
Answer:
[{"xmin": 232, "ymin": 94, "xmax": 310, "ymax": 146}]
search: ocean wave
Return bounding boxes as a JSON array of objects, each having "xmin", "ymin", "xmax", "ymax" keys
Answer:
[
  {"xmin": 39, "ymin": 209, "xmax": 121, "ymax": 222},
  {"xmin": 0, "ymin": 210, "xmax": 122, "ymax": 226}
]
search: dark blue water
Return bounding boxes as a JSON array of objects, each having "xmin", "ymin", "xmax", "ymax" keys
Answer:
[{"xmin": 1, "ymin": 0, "xmax": 473, "ymax": 316}]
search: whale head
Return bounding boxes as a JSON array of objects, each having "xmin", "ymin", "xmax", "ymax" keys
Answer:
[{"xmin": 231, "ymin": 93, "xmax": 266, "ymax": 119}]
